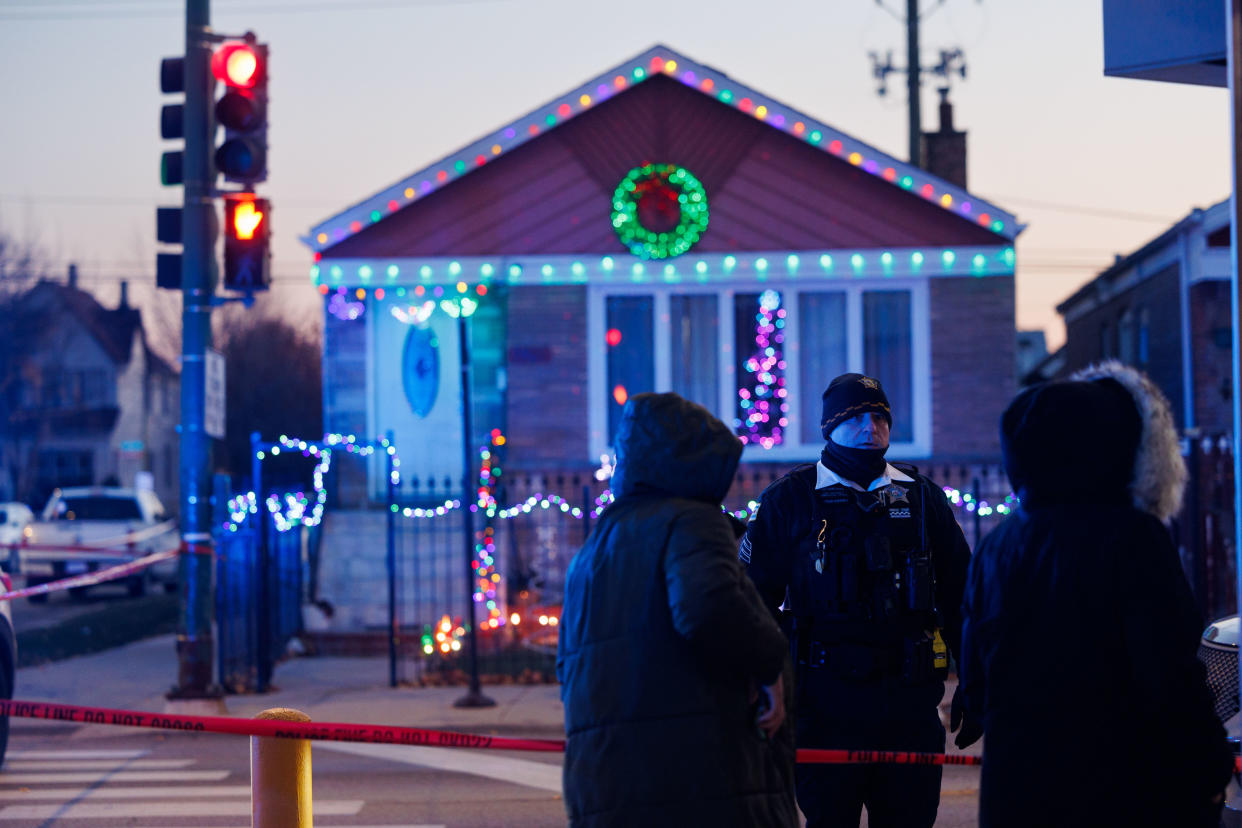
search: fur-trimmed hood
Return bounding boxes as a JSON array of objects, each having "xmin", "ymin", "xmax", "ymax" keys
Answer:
[{"xmin": 1069, "ymin": 361, "xmax": 1186, "ymax": 522}]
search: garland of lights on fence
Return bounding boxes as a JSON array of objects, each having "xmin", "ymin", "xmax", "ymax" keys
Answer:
[
  {"xmin": 225, "ymin": 433, "xmax": 1014, "ymax": 649},
  {"xmin": 227, "ymin": 440, "xmax": 1015, "ymax": 531}
]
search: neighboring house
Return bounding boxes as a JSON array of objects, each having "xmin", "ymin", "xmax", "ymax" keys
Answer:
[
  {"xmin": 1054, "ymin": 199, "xmax": 1231, "ymax": 433},
  {"xmin": 0, "ymin": 270, "xmax": 180, "ymax": 509},
  {"xmin": 305, "ymin": 44, "xmax": 1023, "ymax": 502}
]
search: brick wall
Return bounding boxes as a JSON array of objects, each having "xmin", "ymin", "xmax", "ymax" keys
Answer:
[
  {"xmin": 1060, "ymin": 264, "xmax": 1184, "ymax": 426},
  {"xmin": 505, "ymin": 286, "xmax": 589, "ymax": 469},
  {"xmin": 930, "ymin": 276, "xmax": 1015, "ymax": 461},
  {"xmin": 1190, "ymin": 279, "xmax": 1233, "ymax": 433}
]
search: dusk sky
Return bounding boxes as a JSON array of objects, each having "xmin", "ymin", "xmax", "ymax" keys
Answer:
[{"xmin": 0, "ymin": 0, "xmax": 1231, "ymax": 350}]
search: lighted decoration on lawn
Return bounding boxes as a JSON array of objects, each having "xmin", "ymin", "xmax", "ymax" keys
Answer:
[
  {"xmin": 736, "ymin": 289, "xmax": 788, "ymax": 448},
  {"xmin": 611, "ymin": 163, "xmax": 709, "ymax": 259}
]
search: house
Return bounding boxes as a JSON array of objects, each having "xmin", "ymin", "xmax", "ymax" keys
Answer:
[
  {"xmin": 1054, "ymin": 198, "xmax": 1231, "ymax": 434},
  {"xmin": 1052, "ymin": 199, "xmax": 1235, "ymax": 619},
  {"xmin": 304, "ymin": 45, "xmax": 1023, "ymax": 503},
  {"xmin": 0, "ymin": 268, "xmax": 180, "ymax": 509}
]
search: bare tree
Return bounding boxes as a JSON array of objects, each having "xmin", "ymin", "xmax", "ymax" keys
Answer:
[{"xmin": 213, "ymin": 305, "xmax": 323, "ymax": 489}]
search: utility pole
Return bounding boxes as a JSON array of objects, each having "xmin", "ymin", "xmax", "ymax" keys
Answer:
[
  {"xmin": 905, "ymin": 0, "xmax": 922, "ymax": 168},
  {"xmin": 171, "ymin": 0, "xmax": 218, "ymax": 700},
  {"xmin": 868, "ymin": 1, "xmax": 970, "ymax": 170}
]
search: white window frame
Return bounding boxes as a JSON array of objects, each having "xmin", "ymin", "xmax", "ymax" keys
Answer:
[{"xmin": 587, "ymin": 276, "xmax": 932, "ymax": 463}]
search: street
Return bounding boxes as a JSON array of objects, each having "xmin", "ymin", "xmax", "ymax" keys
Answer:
[
  {"xmin": 0, "ymin": 723, "xmax": 980, "ymax": 827},
  {"xmin": 1, "ymin": 726, "xmax": 566, "ymax": 826},
  {"xmin": 0, "ymin": 629, "xmax": 983, "ymax": 828}
]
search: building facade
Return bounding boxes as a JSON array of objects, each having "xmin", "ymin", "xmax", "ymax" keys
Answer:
[
  {"xmin": 1055, "ymin": 199, "xmax": 1231, "ymax": 433},
  {"xmin": 0, "ymin": 274, "xmax": 180, "ymax": 509},
  {"xmin": 306, "ymin": 45, "xmax": 1022, "ymax": 502}
]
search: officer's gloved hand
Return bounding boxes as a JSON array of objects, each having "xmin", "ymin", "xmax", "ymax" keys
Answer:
[{"xmin": 950, "ymin": 685, "xmax": 984, "ymax": 749}]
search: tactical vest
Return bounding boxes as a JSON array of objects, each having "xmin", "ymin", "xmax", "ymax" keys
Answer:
[{"xmin": 786, "ymin": 466, "xmax": 947, "ymax": 684}]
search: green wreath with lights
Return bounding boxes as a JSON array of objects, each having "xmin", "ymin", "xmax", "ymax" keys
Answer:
[{"xmin": 611, "ymin": 163, "xmax": 709, "ymax": 260}]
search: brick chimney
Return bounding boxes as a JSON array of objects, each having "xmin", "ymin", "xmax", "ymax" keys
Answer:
[
  {"xmin": 119, "ymin": 279, "xmax": 129, "ymax": 308},
  {"xmin": 921, "ymin": 87, "xmax": 967, "ymax": 190},
  {"xmin": 67, "ymin": 263, "xmax": 78, "ymax": 289}
]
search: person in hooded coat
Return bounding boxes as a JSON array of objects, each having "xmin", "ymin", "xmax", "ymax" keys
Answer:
[
  {"xmin": 957, "ymin": 361, "xmax": 1233, "ymax": 827},
  {"xmin": 557, "ymin": 392, "xmax": 797, "ymax": 828}
]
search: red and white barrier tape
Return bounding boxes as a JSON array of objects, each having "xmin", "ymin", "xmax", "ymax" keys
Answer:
[
  {"xmin": 6, "ymin": 697, "xmax": 1231, "ymax": 770},
  {"xmin": 0, "ymin": 697, "xmax": 985, "ymax": 765},
  {"xmin": 0, "ymin": 549, "xmax": 178, "ymax": 601},
  {"xmin": 0, "ymin": 699, "xmax": 565, "ymax": 752}
]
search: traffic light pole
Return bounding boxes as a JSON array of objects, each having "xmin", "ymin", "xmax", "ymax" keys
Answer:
[{"xmin": 170, "ymin": 0, "xmax": 219, "ymax": 700}]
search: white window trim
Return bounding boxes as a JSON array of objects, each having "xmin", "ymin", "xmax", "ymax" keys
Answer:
[{"xmin": 587, "ymin": 277, "xmax": 932, "ymax": 463}]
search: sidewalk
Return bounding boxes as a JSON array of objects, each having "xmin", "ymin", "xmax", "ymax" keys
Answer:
[{"xmin": 13, "ymin": 633, "xmax": 566, "ymax": 741}]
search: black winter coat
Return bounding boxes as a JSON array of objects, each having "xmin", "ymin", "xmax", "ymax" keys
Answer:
[
  {"xmin": 557, "ymin": 392, "xmax": 797, "ymax": 828},
  {"xmin": 959, "ymin": 377, "xmax": 1233, "ymax": 827}
]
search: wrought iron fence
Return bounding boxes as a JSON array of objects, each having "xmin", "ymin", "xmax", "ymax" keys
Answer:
[{"xmin": 213, "ymin": 476, "xmax": 310, "ymax": 694}]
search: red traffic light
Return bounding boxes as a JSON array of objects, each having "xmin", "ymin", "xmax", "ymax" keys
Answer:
[
  {"xmin": 212, "ymin": 43, "xmax": 263, "ymax": 88},
  {"xmin": 223, "ymin": 194, "xmax": 271, "ymax": 292},
  {"xmin": 231, "ymin": 198, "xmax": 266, "ymax": 241}
]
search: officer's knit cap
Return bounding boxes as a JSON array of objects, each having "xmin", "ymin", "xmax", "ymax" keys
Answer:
[{"xmin": 820, "ymin": 373, "xmax": 892, "ymax": 439}]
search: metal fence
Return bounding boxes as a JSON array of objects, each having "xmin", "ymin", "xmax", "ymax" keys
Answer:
[
  {"xmin": 213, "ymin": 476, "xmax": 310, "ymax": 694},
  {"xmin": 384, "ymin": 461, "xmax": 1011, "ymax": 686}
]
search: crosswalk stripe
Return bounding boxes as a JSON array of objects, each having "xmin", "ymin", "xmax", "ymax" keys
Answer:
[
  {"xmin": 0, "ymin": 770, "xmax": 229, "ymax": 784},
  {"xmin": 0, "ymin": 785, "xmax": 250, "ymax": 800},
  {"xmin": 6, "ymin": 750, "xmax": 148, "ymax": 760},
  {"xmin": 6, "ymin": 759, "xmax": 196, "ymax": 771},
  {"xmin": 319, "ymin": 741, "xmax": 563, "ymax": 793},
  {"xmin": 0, "ymin": 800, "xmax": 366, "ymax": 819}
]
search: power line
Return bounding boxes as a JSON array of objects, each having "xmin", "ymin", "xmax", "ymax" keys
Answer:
[
  {"xmin": 979, "ymin": 194, "xmax": 1180, "ymax": 223},
  {"xmin": 0, "ymin": 0, "xmax": 507, "ymax": 21}
]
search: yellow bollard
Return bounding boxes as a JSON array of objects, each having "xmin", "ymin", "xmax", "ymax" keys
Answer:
[{"xmin": 251, "ymin": 707, "xmax": 313, "ymax": 828}]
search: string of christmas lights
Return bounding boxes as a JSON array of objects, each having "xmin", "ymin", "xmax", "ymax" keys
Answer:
[{"xmin": 736, "ymin": 289, "xmax": 788, "ymax": 448}]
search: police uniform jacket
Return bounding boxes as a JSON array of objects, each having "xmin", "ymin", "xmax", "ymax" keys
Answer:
[
  {"xmin": 742, "ymin": 460, "xmax": 971, "ymax": 701},
  {"xmin": 557, "ymin": 393, "xmax": 797, "ymax": 828}
]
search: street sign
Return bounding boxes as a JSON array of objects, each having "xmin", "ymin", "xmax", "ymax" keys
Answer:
[{"xmin": 205, "ymin": 349, "xmax": 226, "ymax": 440}]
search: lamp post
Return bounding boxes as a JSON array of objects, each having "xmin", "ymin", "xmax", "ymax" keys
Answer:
[{"xmin": 444, "ymin": 290, "xmax": 495, "ymax": 709}]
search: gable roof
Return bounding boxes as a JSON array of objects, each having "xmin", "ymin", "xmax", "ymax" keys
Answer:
[
  {"xmin": 304, "ymin": 44, "xmax": 1020, "ymax": 255},
  {"xmin": 26, "ymin": 281, "xmax": 142, "ymax": 365}
]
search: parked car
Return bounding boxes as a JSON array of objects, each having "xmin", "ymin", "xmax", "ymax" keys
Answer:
[
  {"xmin": 1199, "ymin": 615, "xmax": 1242, "ymax": 826},
  {"xmin": 0, "ymin": 504, "xmax": 33, "ymax": 573},
  {"xmin": 23, "ymin": 486, "xmax": 179, "ymax": 601}
]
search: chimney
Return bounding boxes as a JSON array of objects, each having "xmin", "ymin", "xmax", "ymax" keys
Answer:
[
  {"xmin": 67, "ymin": 263, "xmax": 78, "ymax": 289},
  {"xmin": 119, "ymin": 280, "xmax": 129, "ymax": 308},
  {"xmin": 920, "ymin": 87, "xmax": 967, "ymax": 190}
]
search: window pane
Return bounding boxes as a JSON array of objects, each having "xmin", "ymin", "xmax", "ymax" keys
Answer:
[
  {"xmin": 669, "ymin": 294, "xmax": 719, "ymax": 413},
  {"xmin": 606, "ymin": 296, "xmax": 654, "ymax": 443},
  {"xmin": 798, "ymin": 292, "xmax": 848, "ymax": 443},
  {"xmin": 733, "ymin": 290, "xmax": 788, "ymax": 448},
  {"xmin": 863, "ymin": 290, "xmax": 912, "ymax": 443}
]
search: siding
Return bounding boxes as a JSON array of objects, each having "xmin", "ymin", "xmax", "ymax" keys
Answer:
[{"xmin": 322, "ymin": 75, "xmax": 999, "ymax": 259}]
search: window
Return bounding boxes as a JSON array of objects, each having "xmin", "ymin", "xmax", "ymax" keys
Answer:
[
  {"xmin": 798, "ymin": 292, "xmax": 848, "ymax": 443},
  {"xmin": 36, "ymin": 450, "xmax": 94, "ymax": 490},
  {"xmin": 669, "ymin": 294, "xmax": 719, "ymax": 413},
  {"xmin": 605, "ymin": 296, "xmax": 654, "ymax": 441},
  {"xmin": 589, "ymin": 280, "xmax": 930, "ymax": 460},
  {"xmin": 863, "ymin": 291, "xmax": 913, "ymax": 443},
  {"xmin": 1119, "ymin": 309, "xmax": 1136, "ymax": 365},
  {"xmin": 1138, "ymin": 307, "xmax": 1150, "ymax": 366}
]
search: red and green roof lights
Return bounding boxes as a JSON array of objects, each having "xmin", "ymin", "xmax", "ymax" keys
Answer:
[{"xmin": 309, "ymin": 49, "xmax": 1016, "ymax": 253}]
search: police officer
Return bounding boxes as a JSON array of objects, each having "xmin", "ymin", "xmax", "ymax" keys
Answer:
[{"xmin": 740, "ymin": 373, "xmax": 972, "ymax": 828}]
